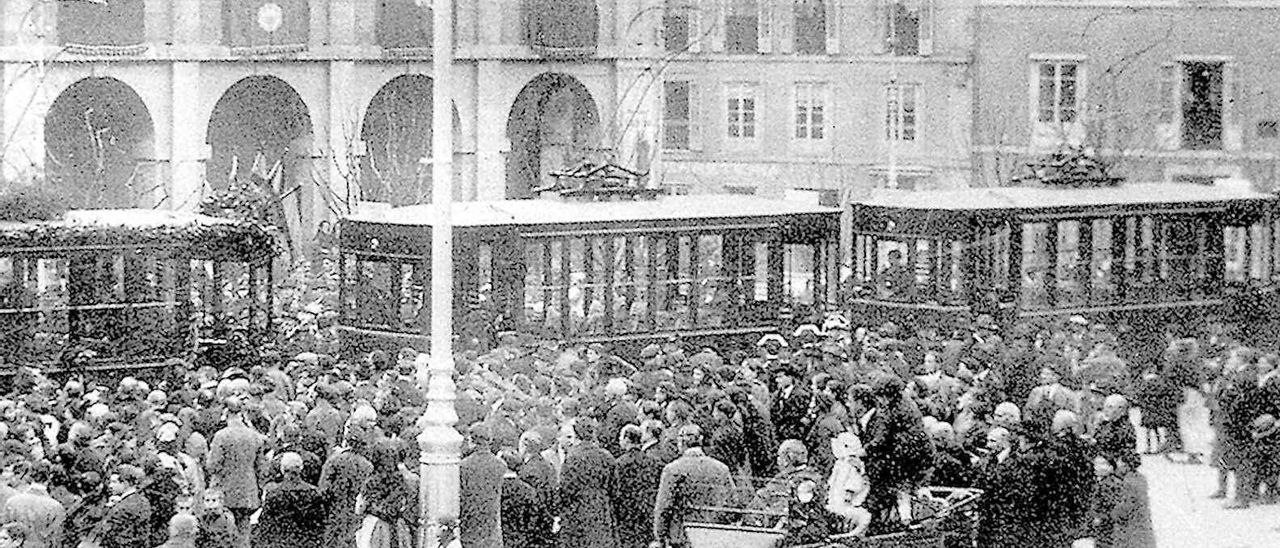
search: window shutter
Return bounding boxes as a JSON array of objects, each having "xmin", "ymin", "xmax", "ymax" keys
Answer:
[
  {"xmin": 874, "ymin": 0, "xmax": 889, "ymax": 54},
  {"xmin": 918, "ymin": 0, "xmax": 934, "ymax": 56},
  {"xmin": 710, "ymin": 0, "xmax": 726, "ymax": 52},
  {"xmin": 689, "ymin": 82, "xmax": 704, "ymax": 151},
  {"xmin": 1224, "ymin": 61, "xmax": 1242, "ymax": 151},
  {"xmin": 758, "ymin": 0, "xmax": 772, "ymax": 53},
  {"xmin": 825, "ymin": 0, "xmax": 840, "ymax": 55}
]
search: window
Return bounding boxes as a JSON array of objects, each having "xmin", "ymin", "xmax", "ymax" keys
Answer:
[
  {"xmin": 794, "ymin": 83, "xmax": 827, "ymax": 140},
  {"xmin": 727, "ymin": 83, "xmax": 758, "ymax": 139},
  {"xmin": 663, "ymin": 0, "xmax": 694, "ymax": 53},
  {"xmin": 726, "ymin": 0, "xmax": 759, "ymax": 53},
  {"xmin": 885, "ymin": 0, "xmax": 931, "ymax": 56},
  {"xmin": 793, "ymin": 0, "xmax": 827, "ymax": 55},
  {"xmin": 885, "ymin": 84, "xmax": 918, "ymax": 142},
  {"xmin": 1037, "ymin": 62, "xmax": 1079, "ymax": 124},
  {"xmin": 376, "ymin": 0, "xmax": 431, "ymax": 50},
  {"xmin": 1182, "ymin": 61, "xmax": 1224, "ymax": 150},
  {"xmin": 57, "ymin": 0, "xmax": 145, "ymax": 48},
  {"xmin": 1258, "ymin": 120, "xmax": 1279, "ymax": 139},
  {"xmin": 664, "ymin": 81, "xmax": 694, "ymax": 150}
]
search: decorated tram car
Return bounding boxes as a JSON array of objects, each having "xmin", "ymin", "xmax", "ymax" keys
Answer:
[
  {"xmin": 338, "ymin": 188, "xmax": 840, "ymax": 356},
  {"xmin": 846, "ymin": 180, "xmax": 1280, "ymax": 345},
  {"xmin": 339, "ymin": 175, "xmax": 1280, "ymax": 354}
]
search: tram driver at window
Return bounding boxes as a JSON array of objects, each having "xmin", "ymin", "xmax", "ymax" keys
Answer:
[{"xmin": 876, "ymin": 250, "xmax": 916, "ymax": 301}]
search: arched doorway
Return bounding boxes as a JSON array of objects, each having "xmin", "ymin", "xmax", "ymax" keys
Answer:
[
  {"xmin": 44, "ymin": 77, "xmax": 155, "ymax": 209},
  {"xmin": 360, "ymin": 75, "xmax": 462, "ymax": 206},
  {"xmin": 506, "ymin": 73, "xmax": 601, "ymax": 199},
  {"xmin": 206, "ymin": 75, "xmax": 313, "ymax": 252}
]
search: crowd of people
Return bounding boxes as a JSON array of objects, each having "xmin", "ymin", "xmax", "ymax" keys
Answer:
[{"xmin": 0, "ymin": 306, "xmax": 1264, "ymax": 548}]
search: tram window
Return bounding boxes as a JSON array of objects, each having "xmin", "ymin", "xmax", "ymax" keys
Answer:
[
  {"xmin": 545, "ymin": 241, "xmax": 565, "ymax": 331},
  {"xmin": 1160, "ymin": 219, "xmax": 1198, "ymax": 299},
  {"xmin": 1056, "ymin": 221, "xmax": 1084, "ymax": 305},
  {"xmin": 874, "ymin": 240, "xmax": 913, "ymax": 301},
  {"xmin": 521, "ymin": 241, "xmax": 545, "ymax": 328},
  {"xmin": 1225, "ymin": 226, "xmax": 1248, "ymax": 282},
  {"xmin": 754, "ymin": 242, "xmax": 770, "ymax": 301},
  {"xmin": 566, "ymin": 239, "xmax": 587, "ymax": 335},
  {"xmin": 477, "ymin": 243, "xmax": 493, "ymax": 311},
  {"xmin": 698, "ymin": 235, "xmax": 726, "ymax": 326},
  {"xmin": 784, "ymin": 244, "xmax": 816, "ymax": 305},
  {"xmin": 1138, "ymin": 218, "xmax": 1157, "ymax": 284},
  {"xmin": 1090, "ymin": 219, "xmax": 1115, "ymax": 303},
  {"xmin": 1021, "ymin": 223, "xmax": 1050, "ymax": 308},
  {"xmin": 652, "ymin": 238, "xmax": 670, "ymax": 322}
]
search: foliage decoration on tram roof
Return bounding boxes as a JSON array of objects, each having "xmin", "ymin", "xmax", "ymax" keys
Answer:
[
  {"xmin": 0, "ymin": 209, "xmax": 277, "ymax": 263},
  {"xmin": 1013, "ymin": 145, "xmax": 1124, "ymax": 188},
  {"xmin": 538, "ymin": 160, "xmax": 661, "ymax": 200}
]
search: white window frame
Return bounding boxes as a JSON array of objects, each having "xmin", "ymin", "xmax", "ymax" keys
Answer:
[
  {"xmin": 885, "ymin": 83, "xmax": 918, "ymax": 142},
  {"xmin": 726, "ymin": 82, "xmax": 760, "ymax": 143},
  {"xmin": 793, "ymin": 82, "xmax": 829, "ymax": 143},
  {"xmin": 1029, "ymin": 55, "xmax": 1086, "ymax": 150}
]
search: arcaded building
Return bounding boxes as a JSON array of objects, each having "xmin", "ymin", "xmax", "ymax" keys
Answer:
[{"xmin": 0, "ymin": 0, "xmax": 665, "ymax": 244}]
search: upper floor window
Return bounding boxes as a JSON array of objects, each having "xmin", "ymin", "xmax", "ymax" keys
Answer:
[
  {"xmin": 1037, "ymin": 62, "xmax": 1079, "ymax": 125},
  {"xmin": 793, "ymin": 0, "xmax": 827, "ymax": 55},
  {"xmin": 885, "ymin": 84, "xmax": 918, "ymax": 142},
  {"xmin": 883, "ymin": 0, "xmax": 933, "ymax": 57},
  {"xmin": 525, "ymin": 0, "xmax": 598, "ymax": 57},
  {"xmin": 377, "ymin": 0, "xmax": 432, "ymax": 51},
  {"xmin": 1181, "ymin": 61, "xmax": 1225, "ymax": 150},
  {"xmin": 663, "ymin": 80, "xmax": 700, "ymax": 150},
  {"xmin": 224, "ymin": 0, "xmax": 311, "ymax": 51},
  {"xmin": 664, "ymin": 0, "xmax": 698, "ymax": 53},
  {"xmin": 725, "ymin": 0, "xmax": 759, "ymax": 53},
  {"xmin": 57, "ymin": 0, "xmax": 145, "ymax": 48},
  {"xmin": 727, "ymin": 83, "xmax": 759, "ymax": 140},
  {"xmin": 794, "ymin": 83, "xmax": 827, "ymax": 141}
]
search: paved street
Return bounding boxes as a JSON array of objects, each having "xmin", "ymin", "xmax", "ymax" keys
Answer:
[{"xmin": 1144, "ymin": 394, "xmax": 1280, "ymax": 548}]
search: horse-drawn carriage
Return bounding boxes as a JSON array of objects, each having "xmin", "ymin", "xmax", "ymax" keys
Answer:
[{"xmin": 684, "ymin": 486, "xmax": 982, "ymax": 548}]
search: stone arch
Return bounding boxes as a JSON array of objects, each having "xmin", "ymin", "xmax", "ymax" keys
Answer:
[
  {"xmin": 359, "ymin": 75, "xmax": 462, "ymax": 206},
  {"xmin": 505, "ymin": 73, "xmax": 601, "ymax": 199},
  {"xmin": 43, "ymin": 77, "xmax": 155, "ymax": 209},
  {"xmin": 205, "ymin": 75, "xmax": 314, "ymax": 251}
]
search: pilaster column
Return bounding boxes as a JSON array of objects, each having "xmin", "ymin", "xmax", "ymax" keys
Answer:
[
  {"xmin": 170, "ymin": 62, "xmax": 207, "ymax": 211},
  {"xmin": 474, "ymin": 60, "xmax": 508, "ymax": 200}
]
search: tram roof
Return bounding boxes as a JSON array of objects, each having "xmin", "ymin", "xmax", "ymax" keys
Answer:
[
  {"xmin": 853, "ymin": 182, "xmax": 1276, "ymax": 212},
  {"xmin": 343, "ymin": 194, "xmax": 840, "ymax": 227}
]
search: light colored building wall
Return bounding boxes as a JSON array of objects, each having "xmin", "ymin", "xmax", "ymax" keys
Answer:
[{"xmin": 974, "ymin": 1, "xmax": 1280, "ymax": 188}]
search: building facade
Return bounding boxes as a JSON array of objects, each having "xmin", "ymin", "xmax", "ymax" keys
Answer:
[
  {"xmin": 973, "ymin": 0, "xmax": 1280, "ymax": 189},
  {"xmin": 657, "ymin": 0, "xmax": 975, "ymax": 200},
  {"xmin": 0, "ymin": 0, "xmax": 665, "ymax": 244}
]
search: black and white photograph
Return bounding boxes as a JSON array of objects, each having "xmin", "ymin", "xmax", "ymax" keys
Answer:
[{"xmin": 0, "ymin": 1, "xmax": 1276, "ymax": 547}]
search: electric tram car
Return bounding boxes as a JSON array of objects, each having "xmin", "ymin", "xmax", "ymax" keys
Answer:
[
  {"xmin": 338, "ymin": 177, "xmax": 1280, "ymax": 354},
  {"xmin": 847, "ymin": 180, "xmax": 1280, "ymax": 344},
  {"xmin": 337, "ymin": 188, "xmax": 840, "ymax": 356}
]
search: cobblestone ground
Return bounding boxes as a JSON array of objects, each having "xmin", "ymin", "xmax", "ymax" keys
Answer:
[{"xmin": 1142, "ymin": 392, "xmax": 1280, "ymax": 548}]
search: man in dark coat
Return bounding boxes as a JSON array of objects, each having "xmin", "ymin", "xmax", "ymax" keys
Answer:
[
  {"xmin": 861, "ymin": 372, "xmax": 934, "ymax": 527},
  {"xmin": 460, "ymin": 423, "xmax": 506, "ymax": 548},
  {"xmin": 975, "ymin": 427, "xmax": 1036, "ymax": 548},
  {"xmin": 770, "ymin": 363, "xmax": 812, "ymax": 443},
  {"xmin": 1093, "ymin": 394, "xmax": 1139, "ymax": 472},
  {"xmin": 653, "ymin": 424, "xmax": 737, "ymax": 548},
  {"xmin": 97, "ymin": 465, "xmax": 153, "ymax": 548},
  {"xmin": 254, "ymin": 452, "xmax": 325, "ymax": 548},
  {"xmin": 613, "ymin": 425, "xmax": 664, "ymax": 548},
  {"xmin": 557, "ymin": 417, "xmax": 619, "ymax": 548},
  {"xmin": 599, "ymin": 379, "xmax": 639, "ymax": 458},
  {"xmin": 517, "ymin": 430, "xmax": 557, "ymax": 520},
  {"xmin": 319, "ymin": 430, "xmax": 373, "ymax": 548},
  {"xmin": 206, "ymin": 397, "xmax": 266, "ymax": 545},
  {"xmin": 498, "ymin": 449, "xmax": 550, "ymax": 548}
]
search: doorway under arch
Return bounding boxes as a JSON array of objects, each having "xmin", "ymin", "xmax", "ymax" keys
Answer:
[
  {"xmin": 43, "ymin": 77, "xmax": 155, "ymax": 209},
  {"xmin": 505, "ymin": 73, "xmax": 601, "ymax": 199}
]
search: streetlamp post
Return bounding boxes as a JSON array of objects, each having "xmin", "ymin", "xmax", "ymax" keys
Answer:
[{"xmin": 416, "ymin": 1, "xmax": 461, "ymax": 548}]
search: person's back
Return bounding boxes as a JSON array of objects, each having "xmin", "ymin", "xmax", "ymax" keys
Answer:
[
  {"xmin": 653, "ymin": 425, "xmax": 737, "ymax": 548},
  {"xmin": 459, "ymin": 425, "xmax": 505, "ymax": 548},
  {"xmin": 156, "ymin": 512, "xmax": 198, "ymax": 548}
]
